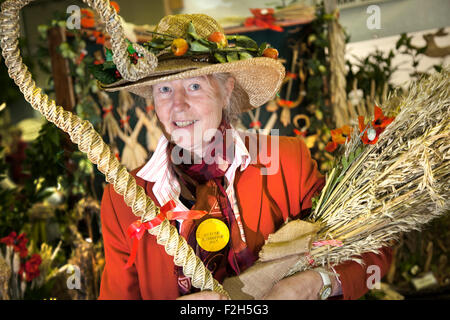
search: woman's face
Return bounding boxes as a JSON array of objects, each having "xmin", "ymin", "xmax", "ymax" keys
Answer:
[{"xmin": 153, "ymin": 75, "xmax": 234, "ymax": 154}]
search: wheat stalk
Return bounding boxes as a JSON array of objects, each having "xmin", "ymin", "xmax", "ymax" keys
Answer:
[{"xmin": 286, "ymin": 67, "xmax": 449, "ymax": 276}]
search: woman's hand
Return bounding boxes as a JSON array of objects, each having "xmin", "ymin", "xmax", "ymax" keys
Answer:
[
  {"xmin": 262, "ymin": 270, "xmax": 340, "ymax": 300},
  {"xmin": 176, "ymin": 290, "xmax": 229, "ymax": 300}
]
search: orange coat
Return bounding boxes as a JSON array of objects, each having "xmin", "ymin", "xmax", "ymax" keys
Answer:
[{"xmin": 98, "ymin": 135, "xmax": 392, "ymax": 300}]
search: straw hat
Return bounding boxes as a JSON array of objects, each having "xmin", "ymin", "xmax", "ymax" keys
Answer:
[{"xmin": 96, "ymin": 14, "xmax": 285, "ymax": 110}]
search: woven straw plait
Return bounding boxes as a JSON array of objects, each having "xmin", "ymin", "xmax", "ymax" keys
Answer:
[{"xmin": 155, "ymin": 14, "xmax": 224, "ymax": 39}]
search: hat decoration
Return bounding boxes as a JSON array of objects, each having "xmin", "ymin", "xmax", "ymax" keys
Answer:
[{"xmin": 90, "ymin": 20, "xmax": 279, "ymax": 85}]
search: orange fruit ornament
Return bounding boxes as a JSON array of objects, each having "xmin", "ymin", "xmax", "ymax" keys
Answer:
[
  {"xmin": 110, "ymin": 1, "xmax": 120, "ymax": 12},
  {"xmin": 262, "ymin": 48, "xmax": 279, "ymax": 59},
  {"xmin": 171, "ymin": 38, "xmax": 189, "ymax": 56},
  {"xmin": 208, "ymin": 31, "xmax": 227, "ymax": 48}
]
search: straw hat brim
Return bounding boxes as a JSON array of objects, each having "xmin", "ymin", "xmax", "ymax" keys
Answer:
[{"xmin": 100, "ymin": 57, "xmax": 285, "ymax": 111}]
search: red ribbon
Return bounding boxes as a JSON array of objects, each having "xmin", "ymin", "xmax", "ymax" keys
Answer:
[
  {"xmin": 102, "ymin": 105, "xmax": 113, "ymax": 118},
  {"xmin": 286, "ymin": 72, "xmax": 298, "ymax": 79},
  {"xmin": 305, "ymin": 252, "xmax": 315, "ymax": 265},
  {"xmin": 312, "ymin": 239, "xmax": 343, "ymax": 247},
  {"xmin": 124, "ymin": 200, "xmax": 207, "ymax": 269},
  {"xmin": 293, "ymin": 128, "xmax": 307, "ymax": 137},
  {"xmin": 278, "ymin": 99, "xmax": 294, "ymax": 108},
  {"xmin": 250, "ymin": 121, "xmax": 261, "ymax": 128},
  {"xmin": 120, "ymin": 115, "xmax": 130, "ymax": 128},
  {"xmin": 244, "ymin": 8, "xmax": 284, "ymax": 32},
  {"xmin": 75, "ymin": 49, "xmax": 88, "ymax": 65},
  {"xmin": 93, "ymin": 58, "xmax": 105, "ymax": 65}
]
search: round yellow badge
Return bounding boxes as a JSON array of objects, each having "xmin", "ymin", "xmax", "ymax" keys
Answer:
[{"xmin": 196, "ymin": 218, "xmax": 230, "ymax": 252}]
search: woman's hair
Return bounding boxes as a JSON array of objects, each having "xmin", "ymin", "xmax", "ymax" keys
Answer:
[
  {"xmin": 210, "ymin": 72, "xmax": 250, "ymax": 125},
  {"xmin": 136, "ymin": 73, "xmax": 250, "ymax": 126}
]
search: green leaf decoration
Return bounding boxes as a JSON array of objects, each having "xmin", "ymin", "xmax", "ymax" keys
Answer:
[
  {"xmin": 102, "ymin": 61, "xmax": 116, "ymax": 70},
  {"xmin": 189, "ymin": 41, "xmax": 210, "ymax": 52},
  {"xmin": 238, "ymin": 51, "xmax": 253, "ymax": 60},
  {"xmin": 151, "ymin": 37, "xmax": 167, "ymax": 44},
  {"xmin": 214, "ymin": 53, "xmax": 227, "ymax": 63},
  {"xmin": 188, "ymin": 31, "xmax": 203, "ymax": 41},
  {"xmin": 187, "ymin": 21, "xmax": 196, "ymax": 34},
  {"xmin": 235, "ymin": 35, "xmax": 258, "ymax": 50},
  {"xmin": 198, "ymin": 38, "xmax": 217, "ymax": 49},
  {"xmin": 145, "ymin": 41, "xmax": 168, "ymax": 49},
  {"xmin": 127, "ymin": 44, "xmax": 136, "ymax": 55},
  {"xmin": 226, "ymin": 52, "xmax": 239, "ymax": 62},
  {"xmin": 105, "ymin": 48, "xmax": 113, "ymax": 62},
  {"xmin": 186, "ymin": 21, "xmax": 203, "ymax": 41},
  {"xmin": 87, "ymin": 63, "xmax": 118, "ymax": 85},
  {"xmin": 258, "ymin": 42, "xmax": 270, "ymax": 56}
]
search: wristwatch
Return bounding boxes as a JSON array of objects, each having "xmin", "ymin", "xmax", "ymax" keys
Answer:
[{"xmin": 315, "ymin": 268, "xmax": 332, "ymax": 300}]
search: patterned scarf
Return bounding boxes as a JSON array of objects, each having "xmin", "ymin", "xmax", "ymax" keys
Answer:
[{"xmin": 168, "ymin": 119, "xmax": 256, "ymax": 295}]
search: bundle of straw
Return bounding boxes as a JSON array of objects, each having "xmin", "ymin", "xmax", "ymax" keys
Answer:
[
  {"xmin": 273, "ymin": 3, "xmax": 316, "ymax": 21},
  {"xmin": 224, "ymin": 67, "xmax": 449, "ymax": 299},
  {"xmin": 291, "ymin": 66, "xmax": 449, "ymax": 269}
]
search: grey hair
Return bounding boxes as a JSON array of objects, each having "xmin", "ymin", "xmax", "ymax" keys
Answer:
[{"xmin": 210, "ymin": 72, "xmax": 251, "ymax": 125}]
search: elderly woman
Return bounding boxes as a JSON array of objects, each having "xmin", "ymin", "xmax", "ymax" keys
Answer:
[{"xmin": 98, "ymin": 14, "xmax": 391, "ymax": 300}]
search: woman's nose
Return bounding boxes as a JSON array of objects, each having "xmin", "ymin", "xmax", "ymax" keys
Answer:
[{"xmin": 172, "ymin": 88, "xmax": 189, "ymax": 112}]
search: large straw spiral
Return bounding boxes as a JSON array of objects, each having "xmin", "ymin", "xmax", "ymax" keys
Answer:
[{"xmin": 0, "ymin": 0, "xmax": 228, "ymax": 298}]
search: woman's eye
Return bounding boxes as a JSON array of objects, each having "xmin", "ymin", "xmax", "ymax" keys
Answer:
[
  {"xmin": 158, "ymin": 86, "xmax": 171, "ymax": 94},
  {"xmin": 189, "ymin": 83, "xmax": 201, "ymax": 91}
]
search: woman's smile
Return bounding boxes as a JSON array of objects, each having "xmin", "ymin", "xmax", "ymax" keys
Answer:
[{"xmin": 173, "ymin": 119, "xmax": 198, "ymax": 128}]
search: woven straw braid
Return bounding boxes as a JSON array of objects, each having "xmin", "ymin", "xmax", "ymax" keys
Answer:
[
  {"xmin": 0, "ymin": 0, "xmax": 229, "ymax": 298},
  {"xmin": 83, "ymin": 0, "xmax": 158, "ymax": 82},
  {"xmin": 155, "ymin": 13, "xmax": 224, "ymax": 38}
]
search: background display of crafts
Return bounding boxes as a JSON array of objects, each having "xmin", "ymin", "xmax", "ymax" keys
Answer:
[
  {"xmin": 136, "ymin": 102, "xmax": 162, "ymax": 153},
  {"xmin": 97, "ymin": 91, "xmax": 120, "ymax": 144},
  {"xmin": 325, "ymin": 1, "xmax": 349, "ymax": 128},
  {"xmin": 292, "ymin": 114, "xmax": 319, "ymax": 150},
  {"xmin": 246, "ymin": 106, "xmax": 278, "ymax": 136},
  {"xmin": 276, "ymin": 40, "xmax": 306, "ymax": 127},
  {"xmin": 115, "ymin": 108, "xmax": 148, "ymax": 171}
]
